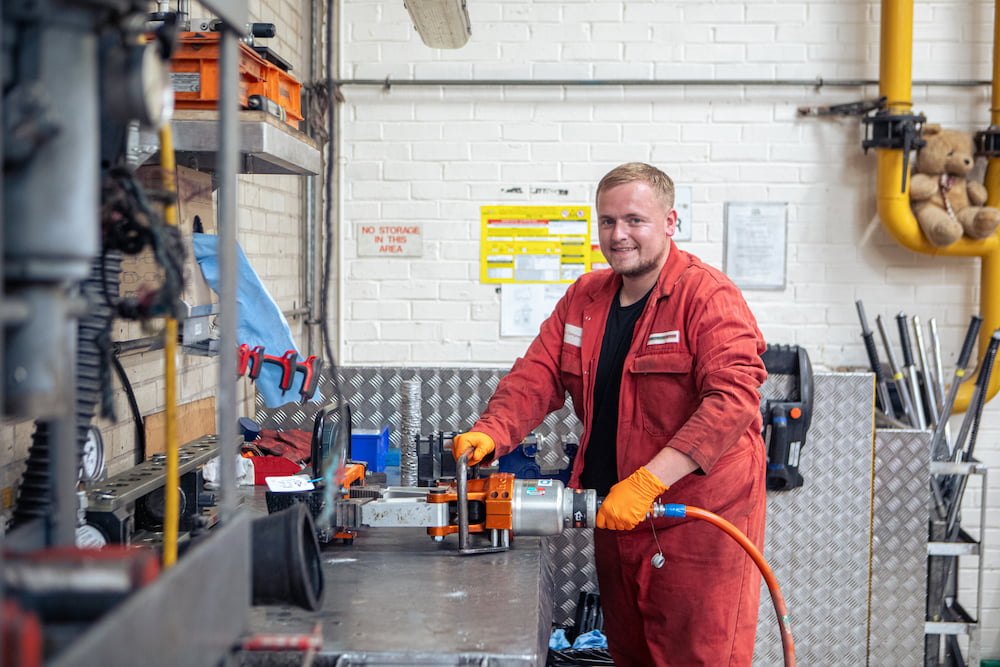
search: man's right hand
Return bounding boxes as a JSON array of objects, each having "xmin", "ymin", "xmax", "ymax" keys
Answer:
[{"xmin": 452, "ymin": 432, "xmax": 496, "ymax": 466}]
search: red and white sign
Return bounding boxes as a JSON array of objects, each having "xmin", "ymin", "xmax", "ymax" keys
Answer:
[{"xmin": 356, "ymin": 223, "xmax": 423, "ymax": 257}]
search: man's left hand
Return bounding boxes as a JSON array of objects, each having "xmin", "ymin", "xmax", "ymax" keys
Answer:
[{"xmin": 596, "ymin": 466, "xmax": 669, "ymax": 530}]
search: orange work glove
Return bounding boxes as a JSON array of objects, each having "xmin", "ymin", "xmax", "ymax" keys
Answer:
[
  {"xmin": 452, "ymin": 431, "xmax": 496, "ymax": 466},
  {"xmin": 596, "ymin": 466, "xmax": 669, "ymax": 531}
]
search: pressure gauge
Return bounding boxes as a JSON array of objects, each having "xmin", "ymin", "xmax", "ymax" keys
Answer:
[{"xmin": 79, "ymin": 425, "xmax": 107, "ymax": 483}]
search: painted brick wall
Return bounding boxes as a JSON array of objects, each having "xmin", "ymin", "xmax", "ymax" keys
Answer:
[{"xmin": 338, "ymin": 0, "xmax": 1000, "ymax": 657}]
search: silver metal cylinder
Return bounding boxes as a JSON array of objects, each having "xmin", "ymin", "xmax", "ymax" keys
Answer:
[
  {"xmin": 399, "ymin": 378, "xmax": 421, "ymax": 486},
  {"xmin": 4, "ymin": 12, "xmax": 99, "ymax": 283},
  {"xmin": 510, "ymin": 480, "xmax": 596, "ymax": 536}
]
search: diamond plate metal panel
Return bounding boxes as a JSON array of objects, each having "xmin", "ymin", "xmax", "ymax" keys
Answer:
[
  {"xmin": 869, "ymin": 429, "xmax": 929, "ymax": 666},
  {"xmin": 753, "ymin": 373, "xmax": 875, "ymax": 666},
  {"xmin": 544, "ymin": 530, "xmax": 599, "ymax": 628}
]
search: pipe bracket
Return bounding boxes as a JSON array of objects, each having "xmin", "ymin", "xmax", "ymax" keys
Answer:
[
  {"xmin": 974, "ymin": 126, "xmax": 1000, "ymax": 157},
  {"xmin": 863, "ymin": 111, "xmax": 927, "ymax": 192}
]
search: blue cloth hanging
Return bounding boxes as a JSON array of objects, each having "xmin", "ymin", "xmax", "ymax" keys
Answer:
[{"xmin": 192, "ymin": 233, "xmax": 321, "ymax": 407}]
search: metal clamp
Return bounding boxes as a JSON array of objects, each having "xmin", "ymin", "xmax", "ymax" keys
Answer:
[
  {"xmin": 456, "ymin": 451, "xmax": 507, "ymax": 556},
  {"xmin": 975, "ymin": 126, "xmax": 1000, "ymax": 157},
  {"xmin": 862, "ymin": 111, "xmax": 928, "ymax": 192}
]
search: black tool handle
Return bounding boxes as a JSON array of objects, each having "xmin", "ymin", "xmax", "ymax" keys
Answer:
[
  {"xmin": 974, "ymin": 329, "xmax": 1000, "ymax": 389},
  {"xmin": 956, "ymin": 315, "xmax": 984, "ymax": 371},
  {"xmin": 856, "ymin": 301, "xmax": 884, "ymax": 379},
  {"xmin": 896, "ymin": 312, "xmax": 914, "ymax": 367},
  {"xmin": 855, "ymin": 300, "xmax": 872, "ymax": 335}
]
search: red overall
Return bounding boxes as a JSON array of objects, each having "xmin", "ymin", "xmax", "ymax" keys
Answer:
[{"xmin": 472, "ymin": 240, "xmax": 768, "ymax": 666}]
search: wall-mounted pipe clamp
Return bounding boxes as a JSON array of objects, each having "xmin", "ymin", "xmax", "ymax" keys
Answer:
[
  {"xmin": 862, "ymin": 111, "xmax": 927, "ymax": 192},
  {"xmin": 975, "ymin": 126, "xmax": 1000, "ymax": 158}
]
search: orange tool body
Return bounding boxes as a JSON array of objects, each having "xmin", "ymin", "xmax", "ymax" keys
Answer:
[{"xmin": 425, "ymin": 473, "xmax": 517, "ymax": 538}]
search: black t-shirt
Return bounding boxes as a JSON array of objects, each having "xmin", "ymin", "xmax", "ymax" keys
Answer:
[{"xmin": 579, "ymin": 288, "xmax": 652, "ymax": 496}]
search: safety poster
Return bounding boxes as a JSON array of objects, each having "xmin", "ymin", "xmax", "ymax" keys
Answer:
[{"xmin": 479, "ymin": 205, "xmax": 591, "ymax": 283}]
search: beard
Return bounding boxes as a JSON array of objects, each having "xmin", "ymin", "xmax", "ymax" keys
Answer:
[{"xmin": 608, "ymin": 246, "xmax": 668, "ymax": 278}]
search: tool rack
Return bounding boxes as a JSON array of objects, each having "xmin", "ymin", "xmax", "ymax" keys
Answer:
[{"xmin": 925, "ymin": 459, "xmax": 988, "ymax": 666}]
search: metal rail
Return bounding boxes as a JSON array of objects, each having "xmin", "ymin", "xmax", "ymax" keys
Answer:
[{"xmin": 332, "ymin": 77, "xmax": 993, "ymax": 89}]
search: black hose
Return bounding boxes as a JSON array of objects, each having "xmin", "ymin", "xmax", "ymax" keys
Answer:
[{"xmin": 110, "ymin": 352, "xmax": 146, "ymax": 465}]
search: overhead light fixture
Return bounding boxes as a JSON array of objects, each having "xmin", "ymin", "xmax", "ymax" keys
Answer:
[{"xmin": 404, "ymin": 0, "xmax": 471, "ymax": 49}]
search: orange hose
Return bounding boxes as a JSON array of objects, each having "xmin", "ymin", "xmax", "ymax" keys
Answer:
[{"xmin": 682, "ymin": 506, "xmax": 796, "ymax": 667}]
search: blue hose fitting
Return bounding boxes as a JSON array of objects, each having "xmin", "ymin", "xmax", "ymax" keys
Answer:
[{"xmin": 652, "ymin": 503, "xmax": 687, "ymax": 518}]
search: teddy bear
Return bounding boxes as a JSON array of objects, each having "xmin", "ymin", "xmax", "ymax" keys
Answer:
[{"xmin": 909, "ymin": 123, "xmax": 1000, "ymax": 246}]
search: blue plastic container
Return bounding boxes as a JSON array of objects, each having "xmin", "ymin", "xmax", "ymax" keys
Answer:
[{"xmin": 351, "ymin": 426, "xmax": 390, "ymax": 472}]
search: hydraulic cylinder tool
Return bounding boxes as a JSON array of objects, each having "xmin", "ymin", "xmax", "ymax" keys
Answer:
[{"xmin": 760, "ymin": 344, "xmax": 814, "ymax": 491}]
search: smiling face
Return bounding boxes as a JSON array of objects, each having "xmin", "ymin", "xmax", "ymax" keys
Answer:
[{"xmin": 597, "ymin": 180, "xmax": 677, "ymax": 285}]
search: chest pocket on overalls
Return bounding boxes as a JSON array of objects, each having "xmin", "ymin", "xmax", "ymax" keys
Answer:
[
  {"xmin": 631, "ymin": 352, "xmax": 694, "ymax": 436},
  {"xmin": 560, "ymin": 345, "xmax": 585, "ymax": 400}
]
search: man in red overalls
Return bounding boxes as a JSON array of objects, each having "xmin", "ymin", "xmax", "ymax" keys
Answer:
[{"xmin": 453, "ymin": 162, "xmax": 768, "ymax": 666}]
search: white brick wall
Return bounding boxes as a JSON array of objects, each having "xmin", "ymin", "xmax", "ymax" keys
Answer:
[{"xmin": 339, "ymin": 0, "xmax": 1000, "ymax": 656}]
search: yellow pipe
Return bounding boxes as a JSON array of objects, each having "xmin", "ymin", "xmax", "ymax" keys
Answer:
[
  {"xmin": 875, "ymin": 0, "xmax": 1000, "ymax": 412},
  {"xmin": 159, "ymin": 124, "xmax": 180, "ymax": 569},
  {"xmin": 879, "ymin": 0, "xmax": 913, "ymax": 113}
]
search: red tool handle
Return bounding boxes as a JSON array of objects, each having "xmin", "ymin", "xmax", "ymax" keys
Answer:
[
  {"xmin": 247, "ymin": 346, "xmax": 265, "ymax": 380},
  {"xmin": 295, "ymin": 355, "xmax": 322, "ymax": 402},
  {"xmin": 237, "ymin": 344, "xmax": 251, "ymax": 377}
]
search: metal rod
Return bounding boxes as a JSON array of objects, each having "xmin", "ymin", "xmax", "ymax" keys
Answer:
[
  {"xmin": 331, "ymin": 77, "xmax": 995, "ymax": 88},
  {"xmin": 876, "ymin": 314, "xmax": 917, "ymax": 427},
  {"xmin": 929, "ymin": 318, "xmax": 946, "ymax": 408},
  {"xmin": 940, "ymin": 332, "xmax": 1000, "ymax": 533},
  {"xmin": 217, "ymin": 23, "xmax": 242, "ymax": 525},
  {"xmin": 896, "ymin": 312, "xmax": 927, "ymax": 429},
  {"xmin": 875, "ymin": 409, "xmax": 910, "ymax": 429},
  {"xmin": 457, "ymin": 451, "xmax": 469, "ymax": 552},
  {"xmin": 913, "ymin": 315, "xmax": 939, "ymax": 427},
  {"xmin": 856, "ymin": 300, "xmax": 895, "ymax": 419},
  {"xmin": 929, "ymin": 316, "xmax": 982, "ymax": 461}
]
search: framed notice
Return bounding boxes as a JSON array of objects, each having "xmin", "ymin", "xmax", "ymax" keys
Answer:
[
  {"xmin": 723, "ymin": 202, "xmax": 787, "ymax": 290},
  {"xmin": 480, "ymin": 205, "xmax": 591, "ymax": 283}
]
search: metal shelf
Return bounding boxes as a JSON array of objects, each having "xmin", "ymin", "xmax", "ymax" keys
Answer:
[
  {"xmin": 925, "ymin": 461, "xmax": 988, "ymax": 665},
  {"xmin": 134, "ymin": 110, "xmax": 322, "ymax": 176}
]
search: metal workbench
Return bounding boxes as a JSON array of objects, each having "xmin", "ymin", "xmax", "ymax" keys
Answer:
[{"xmin": 239, "ymin": 491, "xmax": 555, "ymax": 667}]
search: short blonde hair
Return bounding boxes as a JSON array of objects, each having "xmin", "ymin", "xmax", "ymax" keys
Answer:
[{"xmin": 596, "ymin": 162, "xmax": 675, "ymax": 210}]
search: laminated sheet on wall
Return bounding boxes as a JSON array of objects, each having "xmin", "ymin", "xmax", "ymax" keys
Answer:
[{"xmin": 257, "ymin": 369, "xmax": 908, "ymax": 660}]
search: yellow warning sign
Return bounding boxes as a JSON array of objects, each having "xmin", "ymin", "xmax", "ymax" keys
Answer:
[{"xmin": 480, "ymin": 205, "xmax": 591, "ymax": 283}]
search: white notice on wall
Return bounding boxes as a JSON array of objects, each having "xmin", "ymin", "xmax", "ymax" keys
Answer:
[
  {"xmin": 723, "ymin": 202, "xmax": 787, "ymax": 290},
  {"xmin": 356, "ymin": 223, "xmax": 423, "ymax": 257},
  {"xmin": 500, "ymin": 283, "xmax": 570, "ymax": 337}
]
